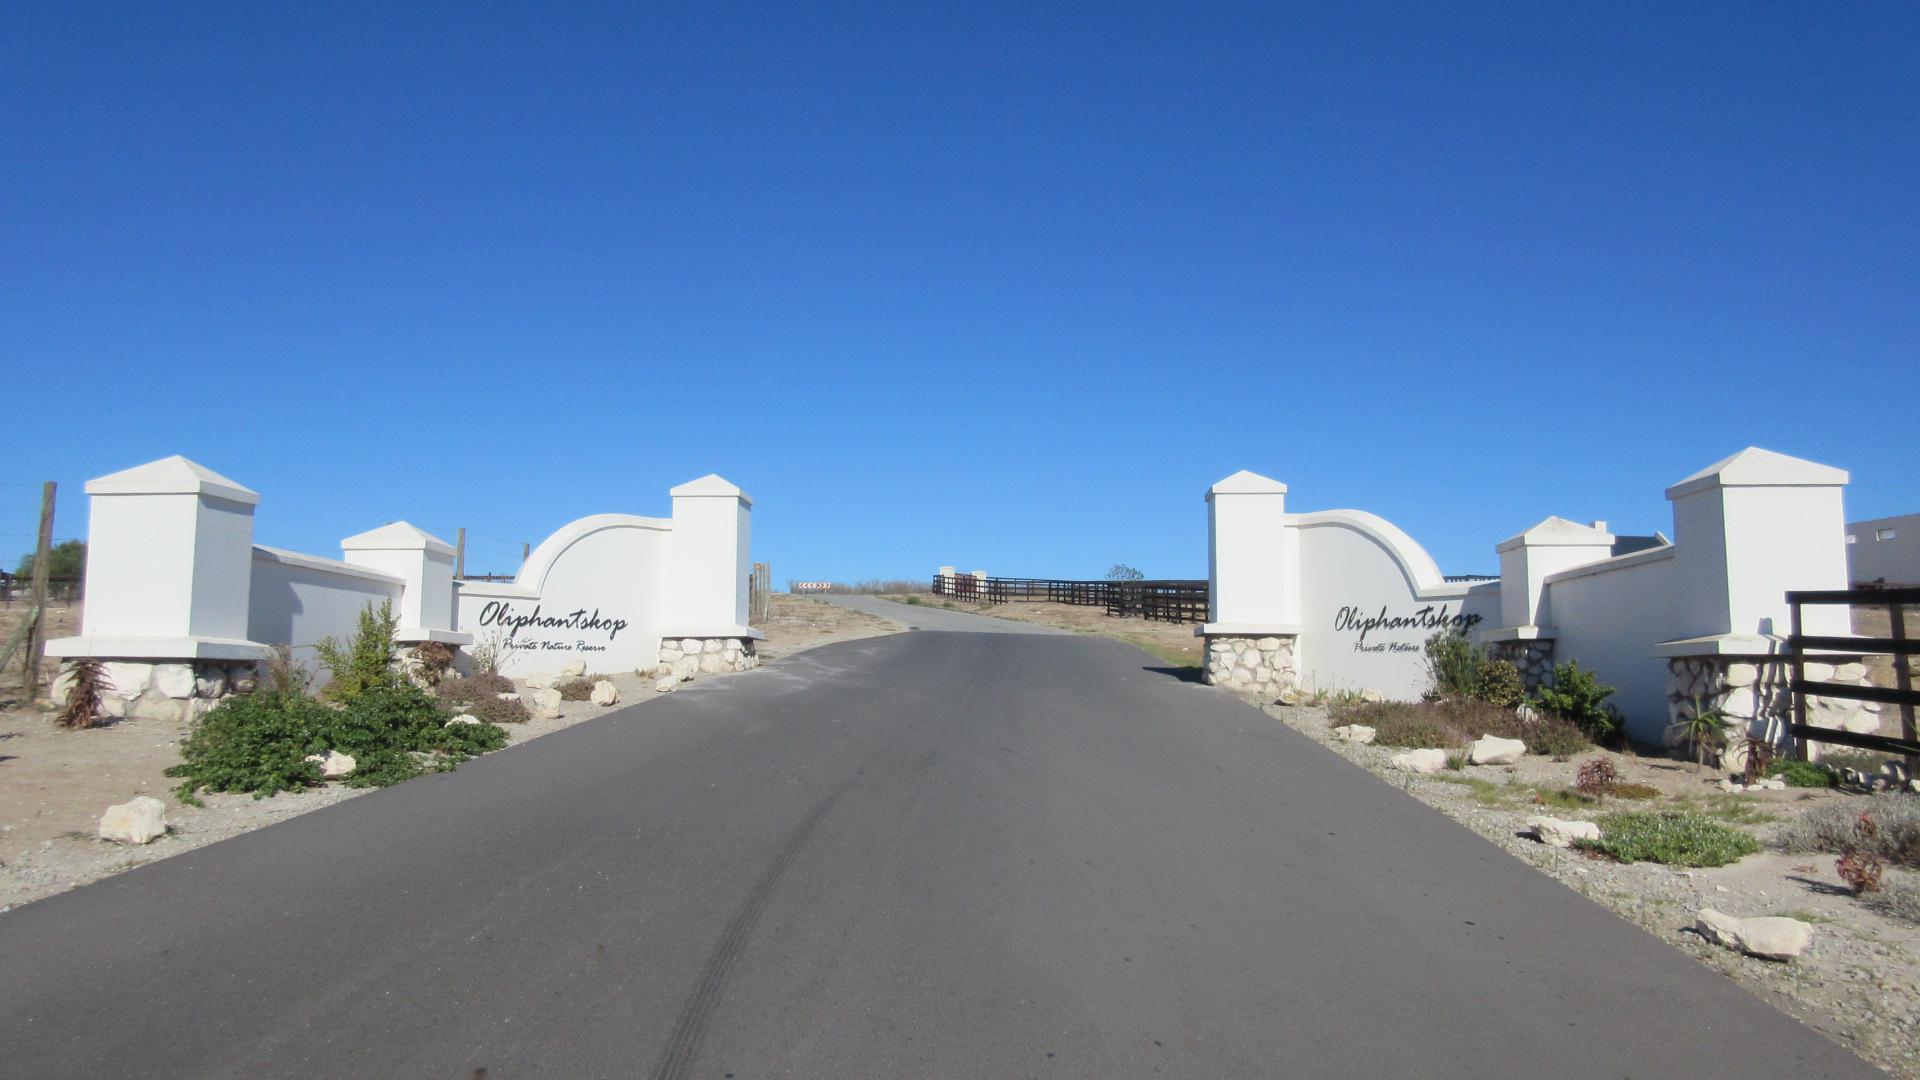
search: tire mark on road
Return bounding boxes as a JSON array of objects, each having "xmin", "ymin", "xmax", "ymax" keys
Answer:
[{"xmin": 646, "ymin": 758, "xmax": 871, "ymax": 1080}]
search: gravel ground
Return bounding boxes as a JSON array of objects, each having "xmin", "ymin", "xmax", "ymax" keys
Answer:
[
  {"xmin": 1258, "ymin": 698, "xmax": 1920, "ymax": 1078},
  {"xmin": 0, "ymin": 595, "xmax": 902, "ymax": 913}
]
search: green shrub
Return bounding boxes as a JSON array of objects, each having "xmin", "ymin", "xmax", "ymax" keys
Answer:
[
  {"xmin": 1578, "ymin": 811, "xmax": 1760, "ymax": 867},
  {"xmin": 1767, "ymin": 759, "xmax": 1838, "ymax": 788},
  {"xmin": 1534, "ymin": 662, "xmax": 1619, "ymax": 741},
  {"xmin": 167, "ymin": 691, "xmax": 329, "ymax": 797},
  {"xmin": 1423, "ymin": 632, "xmax": 1483, "ymax": 700},
  {"xmin": 1475, "ymin": 660, "xmax": 1525, "ymax": 708},
  {"xmin": 167, "ymin": 682, "xmax": 505, "ymax": 798},
  {"xmin": 435, "ymin": 673, "xmax": 531, "ymax": 725},
  {"xmin": 313, "ymin": 600, "xmax": 402, "ymax": 703}
]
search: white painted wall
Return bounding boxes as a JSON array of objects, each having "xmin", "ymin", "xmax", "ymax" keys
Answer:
[
  {"xmin": 1202, "ymin": 447, "xmax": 1855, "ymax": 744},
  {"xmin": 1847, "ymin": 513, "xmax": 1920, "ymax": 584},
  {"xmin": 1291, "ymin": 511, "xmax": 1501, "ymax": 699},
  {"xmin": 1538, "ymin": 548, "xmax": 1677, "ymax": 732},
  {"xmin": 666, "ymin": 475, "xmax": 754, "ymax": 635},
  {"xmin": 457, "ymin": 515, "xmax": 671, "ymax": 676},
  {"xmin": 49, "ymin": 456, "xmax": 759, "ymax": 680},
  {"xmin": 248, "ymin": 548, "xmax": 404, "ymax": 670}
]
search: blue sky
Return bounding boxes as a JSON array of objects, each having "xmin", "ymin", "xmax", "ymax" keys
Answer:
[{"xmin": 4, "ymin": 2, "xmax": 1915, "ymax": 582}]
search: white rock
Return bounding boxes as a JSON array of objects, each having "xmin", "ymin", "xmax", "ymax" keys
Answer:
[
  {"xmin": 672, "ymin": 657, "xmax": 699, "ymax": 680},
  {"xmin": 523, "ymin": 672, "xmax": 555, "ymax": 690},
  {"xmin": 699, "ymin": 653, "xmax": 727, "ymax": 674},
  {"xmin": 1256, "ymin": 637, "xmax": 1282, "ymax": 650},
  {"xmin": 1525, "ymin": 816, "xmax": 1601, "ymax": 849},
  {"xmin": 496, "ymin": 692, "xmax": 521, "ymax": 702},
  {"xmin": 103, "ymin": 661, "xmax": 151, "ymax": 698},
  {"xmin": 1833, "ymin": 662, "xmax": 1867, "ymax": 683},
  {"xmin": 559, "ymin": 659, "xmax": 587, "ymax": 678},
  {"xmin": 654, "ymin": 675, "xmax": 678, "ymax": 693},
  {"xmin": 1274, "ymin": 688, "xmax": 1303, "ymax": 707},
  {"xmin": 1803, "ymin": 662, "xmax": 1835, "ymax": 682},
  {"xmin": 529, "ymin": 688, "xmax": 563, "ymax": 719},
  {"xmin": 303, "ymin": 750, "xmax": 357, "ymax": 779},
  {"xmin": 1839, "ymin": 711, "xmax": 1880, "ymax": 735},
  {"xmin": 1723, "ymin": 662, "xmax": 1758, "ymax": 688},
  {"xmin": 195, "ymin": 668, "xmax": 228, "ymax": 698},
  {"xmin": 1390, "ymin": 749, "xmax": 1448, "ymax": 774},
  {"xmin": 1757, "ymin": 777, "xmax": 1787, "ymax": 791},
  {"xmin": 1514, "ymin": 702, "xmax": 1538, "ymax": 723},
  {"xmin": 149, "ymin": 662, "xmax": 196, "ymax": 700},
  {"xmin": 1358, "ymin": 688, "xmax": 1386, "ymax": 703},
  {"xmin": 679, "ymin": 638, "xmax": 703, "ymax": 653},
  {"xmin": 446, "ymin": 713, "xmax": 481, "ymax": 726},
  {"xmin": 1719, "ymin": 687, "xmax": 1756, "ymax": 719},
  {"xmin": 590, "ymin": 680, "xmax": 619, "ymax": 706},
  {"xmin": 1468, "ymin": 735, "xmax": 1526, "ymax": 766},
  {"xmin": 1694, "ymin": 908, "xmax": 1812, "ymax": 961},
  {"xmin": 1331, "ymin": 724, "xmax": 1376, "ymax": 745},
  {"xmin": 1717, "ymin": 778, "xmax": 1748, "ymax": 793},
  {"xmin": 98, "ymin": 796, "xmax": 168, "ymax": 845}
]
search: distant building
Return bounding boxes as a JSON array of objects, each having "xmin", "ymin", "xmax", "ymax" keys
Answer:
[{"xmin": 1846, "ymin": 513, "xmax": 1919, "ymax": 585}]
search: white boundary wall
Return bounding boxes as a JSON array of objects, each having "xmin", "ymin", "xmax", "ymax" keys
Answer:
[
  {"xmin": 1202, "ymin": 448, "xmax": 1870, "ymax": 744},
  {"xmin": 47, "ymin": 457, "xmax": 759, "ymax": 706}
]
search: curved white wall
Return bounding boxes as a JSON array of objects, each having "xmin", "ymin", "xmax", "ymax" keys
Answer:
[
  {"xmin": 456, "ymin": 515, "xmax": 669, "ymax": 677},
  {"xmin": 1293, "ymin": 513, "xmax": 1501, "ymax": 699}
]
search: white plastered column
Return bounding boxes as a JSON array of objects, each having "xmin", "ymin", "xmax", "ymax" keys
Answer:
[
  {"xmin": 340, "ymin": 522, "xmax": 470, "ymax": 644},
  {"xmin": 663, "ymin": 474, "xmax": 763, "ymax": 641}
]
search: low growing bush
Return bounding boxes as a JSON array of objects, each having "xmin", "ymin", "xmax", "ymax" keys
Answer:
[
  {"xmin": 555, "ymin": 676, "xmax": 598, "ymax": 702},
  {"xmin": 1774, "ymin": 795, "xmax": 1920, "ymax": 868},
  {"xmin": 1333, "ymin": 697, "xmax": 1589, "ymax": 757},
  {"xmin": 1578, "ymin": 811, "xmax": 1760, "ymax": 867},
  {"xmin": 168, "ymin": 683, "xmax": 506, "ymax": 798},
  {"xmin": 435, "ymin": 673, "xmax": 531, "ymax": 725},
  {"xmin": 1475, "ymin": 660, "xmax": 1525, "ymax": 709},
  {"xmin": 1334, "ymin": 701, "xmax": 1464, "ymax": 750},
  {"xmin": 1767, "ymin": 759, "xmax": 1838, "ymax": 789},
  {"xmin": 1534, "ymin": 662, "xmax": 1620, "ymax": 742},
  {"xmin": 1862, "ymin": 878, "xmax": 1920, "ymax": 924},
  {"xmin": 1575, "ymin": 757, "xmax": 1620, "ymax": 796}
]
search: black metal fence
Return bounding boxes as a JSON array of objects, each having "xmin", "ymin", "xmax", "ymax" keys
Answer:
[
  {"xmin": 1787, "ymin": 586, "xmax": 1919, "ymax": 767},
  {"xmin": 931, "ymin": 574, "xmax": 1209, "ymax": 624}
]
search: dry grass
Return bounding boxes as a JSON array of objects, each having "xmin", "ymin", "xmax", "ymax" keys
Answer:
[{"xmin": 1331, "ymin": 698, "xmax": 1592, "ymax": 757}]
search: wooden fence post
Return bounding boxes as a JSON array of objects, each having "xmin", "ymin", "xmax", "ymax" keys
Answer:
[
  {"xmin": 22, "ymin": 481, "xmax": 54, "ymax": 696},
  {"xmin": 455, "ymin": 527, "xmax": 466, "ymax": 580}
]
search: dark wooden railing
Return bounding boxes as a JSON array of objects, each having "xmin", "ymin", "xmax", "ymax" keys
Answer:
[
  {"xmin": 1787, "ymin": 587, "xmax": 1919, "ymax": 768},
  {"xmin": 0, "ymin": 572, "xmax": 82, "ymax": 603},
  {"xmin": 931, "ymin": 574, "xmax": 1210, "ymax": 624}
]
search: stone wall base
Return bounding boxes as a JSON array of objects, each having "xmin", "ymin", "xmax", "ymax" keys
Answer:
[
  {"xmin": 1486, "ymin": 640, "xmax": 1554, "ymax": 694},
  {"xmin": 1203, "ymin": 634, "xmax": 1297, "ymax": 696},
  {"xmin": 52, "ymin": 659, "xmax": 259, "ymax": 723},
  {"xmin": 1664, "ymin": 654, "xmax": 1879, "ymax": 764},
  {"xmin": 656, "ymin": 637, "xmax": 757, "ymax": 680}
]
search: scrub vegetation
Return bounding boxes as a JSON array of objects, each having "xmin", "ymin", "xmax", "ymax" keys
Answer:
[{"xmin": 167, "ymin": 601, "xmax": 507, "ymax": 799}]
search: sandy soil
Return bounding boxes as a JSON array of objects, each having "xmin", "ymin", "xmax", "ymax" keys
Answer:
[
  {"xmin": 0, "ymin": 594, "xmax": 901, "ymax": 912},
  {"xmin": 1262, "ymin": 698, "xmax": 1919, "ymax": 1077},
  {"xmin": 879, "ymin": 594, "xmax": 1204, "ymax": 668}
]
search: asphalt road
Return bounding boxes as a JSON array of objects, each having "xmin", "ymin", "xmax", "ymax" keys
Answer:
[{"xmin": 0, "ymin": 628, "xmax": 1877, "ymax": 1079}]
